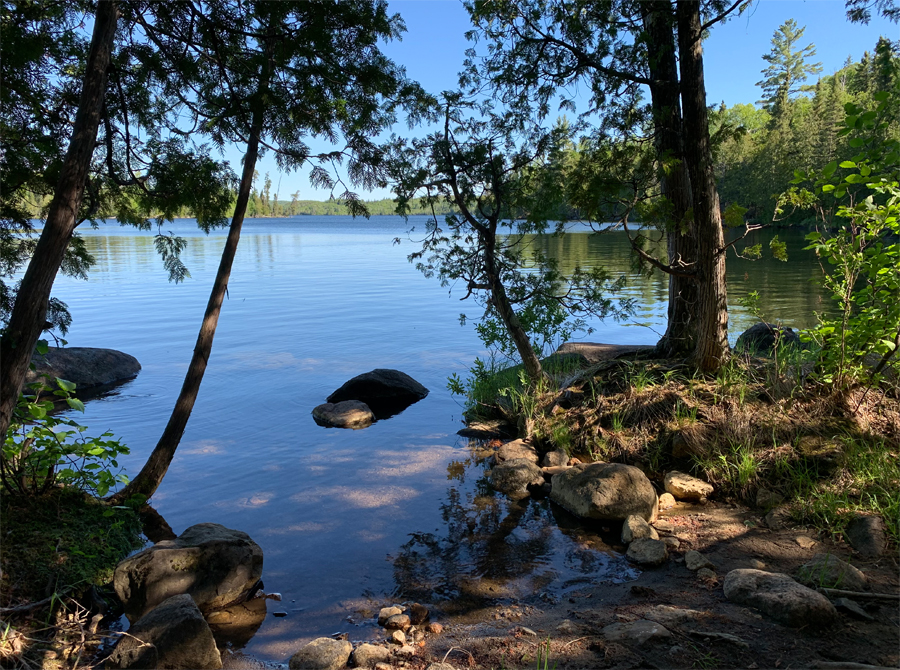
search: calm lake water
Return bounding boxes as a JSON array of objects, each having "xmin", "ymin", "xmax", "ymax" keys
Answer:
[{"xmin": 47, "ymin": 216, "xmax": 826, "ymax": 661}]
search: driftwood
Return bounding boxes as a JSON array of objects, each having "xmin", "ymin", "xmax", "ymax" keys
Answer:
[{"xmin": 817, "ymin": 587, "xmax": 900, "ymax": 601}]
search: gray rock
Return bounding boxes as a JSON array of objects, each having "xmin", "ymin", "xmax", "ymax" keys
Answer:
[
  {"xmin": 106, "ymin": 594, "xmax": 221, "ymax": 669},
  {"xmin": 685, "ymin": 550, "xmax": 715, "ymax": 571},
  {"xmin": 289, "ymin": 638, "xmax": 353, "ymax": 670},
  {"xmin": 384, "ymin": 614, "xmax": 410, "ymax": 630},
  {"xmin": 490, "ymin": 458, "xmax": 544, "ymax": 498},
  {"xmin": 312, "ymin": 400, "xmax": 375, "ymax": 429},
  {"xmin": 833, "ymin": 598, "xmax": 875, "ymax": 621},
  {"xmin": 114, "ymin": 523, "xmax": 263, "ymax": 621},
  {"xmin": 601, "ymin": 620, "xmax": 673, "ymax": 644},
  {"xmin": 27, "ymin": 346, "xmax": 140, "ymax": 392},
  {"xmin": 644, "ymin": 605, "xmax": 707, "ymax": 626},
  {"xmin": 844, "ymin": 515, "xmax": 887, "ymax": 558},
  {"xmin": 389, "ymin": 630, "xmax": 406, "ymax": 645},
  {"xmin": 664, "ymin": 471, "xmax": 714, "ymax": 501},
  {"xmin": 653, "ymin": 519, "xmax": 675, "ymax": 533},
  {"xmin": 327, "ymin": 369, "xmax": 428, "ymax": 418},
  {"xmin": 797, "ymin": 554, "xmax": 868, "ymax": 591},
  {"xmin": 662, "ymin": 536, "xmax": 681, "ymax": 550},
  {"xmin": 621, "ymin": 515, "xmax": 659, "ymax": 544},
  {"xmin": 696, "ymin": 568, "xmax": 717, "ymax": 580},
  {"xmin": 735, "ymin": 322, "xmax": 801, "ymax": 355},
  {"xmin": 495, "ymin": 439, "xmax": 539, "ymax": 465},
  {"xmin": 657, "ymin": 492, "xmax": 677, "ymax": 510},
  {"xmin": 756, "ymin": 488, "xmax": 784, "ymax": 510},
  {"xmin": 550, "ymin": 462, "xmax": 658, "ymax": 521},
  {"xmin": 542, "ymin": 449, "xmax": 569, "ymax": 468},
  {"xmin": 350, "ymin": 643, "xmax": 391, "ymax": 668},
  {"xmin": 425, "ymin": 665, "xmax": 458, "ymax": 670},
  {"xmin": 723, "ymin": 569, "xmax": 837, "ymax": 628},
  {"xmin": 626, "ymin": 538, "xmax": 669, "ymax": 567},
  {"xmin": 765, "ymin": 505, "xmax": 792, "ymax": 530},
  {"xmin": 377, "ymin": 606, "xmax": 402, "ymax": 626}
]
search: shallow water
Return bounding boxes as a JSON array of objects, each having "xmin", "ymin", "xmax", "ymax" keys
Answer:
[{"xmin": 46, "ymin": 216, "xmax": 825, "ymax": 660}]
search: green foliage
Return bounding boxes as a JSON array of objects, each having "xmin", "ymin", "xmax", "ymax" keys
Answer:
[
  {"xmin": 2, "ymin": 377, "xmax": 130, "ymax": 498},
  {"xmin": 791, "ymin": 96, "xmax": 900, "ymax": 388}
]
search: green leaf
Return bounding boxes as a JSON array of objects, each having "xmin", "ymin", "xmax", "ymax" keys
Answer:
[
  {"xmin": 56, "ymin": 378, "xmax": 76, "ymax": 393},
  {"xmin": 66, "ymin": 398, "xmax": 85, "ymax": 412},
  {"xmin": 822, "ymin": 184, "xmax": 835, "ymax": 193},
  {"xmin": 839, "ymin": 161, "xmax": 857, "ymax": 169},
  {"xmin": 35, "ymin": 340, "xmax": 49, "ymax": 356},
  {"xmin": 822, "ymin": 161, "xmax": 838, "ymax": 178}
]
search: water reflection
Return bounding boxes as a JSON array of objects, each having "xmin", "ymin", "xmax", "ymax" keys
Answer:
[{"xmin": 390, "ymin": 443, "xmax": 638, "ymax": 620}]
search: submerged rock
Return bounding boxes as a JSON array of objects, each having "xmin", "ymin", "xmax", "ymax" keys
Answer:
[
  {"xmin": 114, "ymin": 523, "xmax": 263, "ymax": 621},
  {"xmin": 723, "ymin": 569, "xmax": 837, "ymax": 628},
  {"xmin": 550, "ymin": 462, "xmax": 657, "ymax": 521},
  {"xmin": 490, "ymin": 458, "xmax": 544, "ymax": 498},
  {"xmin": 26, "ymin": 346, "xmax": 140, "ymax": 392},
  {"xmin": 106, "ymin": 594, "xmax": 221, "ymax": 670},
  {"xmin": 327, "ymin": 369, "xmax": 428, "ymax": 419},
  {"xmin": 311, "ymin": 400, "xmax": 375, "ymax": 429}
]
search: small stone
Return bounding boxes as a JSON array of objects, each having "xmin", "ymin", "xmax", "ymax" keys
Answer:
[
  {"xmin": 621, "ymin": 514, "xmax": 660, "ymax": 544},
  {"xmin": 495, "ymin": 439, "xmax": 540, "ymax": 465},
  {"xmin": 350, "ymin": 643, "xmax": 391, "ymax": 668},
  {"xmin": 568, "ymin": 457, "xmax": 582, "ymax": 465},
  {"xmin": 272, "ymin": 611, "xmax": 287, "ymax": 617},
  {"xmin": 723, "ymin": 569, "xmax": 837, "ymax": 628},
  {"xmin": 601, "ymin": 620, "xmax": 673, "ymax": 644},
  {"xmin": 542, "ymin": 449, "xmax": 569, "ymax": 468},
  {"xmin": 658, "ymin": 493, "xmax": 677, "ymax": 510},
  {"xmin": 748, "ymin": 559, "xmax": 766, "ymax": 570},
  {"xmin": 424, "ymin": 664, "xmax": 458, "ymax": 670},
  {"xmin": 653, "ymin": 519, "xmax": 675, "ymax": 533},
  {"xmin": 289, "ymin": 638, "xmax": 352, "ymax": 670},
  {"xmin": 626, "ymin": 538, "xmax": 668, "ymax": 567},
  {"xmin": 797, "ymin": 553, "xmax": 868, "ymax": 591},
  {"xmin": 833, "ymin": 598, "xmax": 875, "ymax": 621},
  {"xmin": 374, "ymin": 664, "xmax": 393, "ymax": 670},
  {"xmin": 662, "ymin": 536, "xmax": 681, "ymax": 549},
  {"xmin": 377, "ymin": 606, "xmax": 403, "ymax": 626},
  {"xmin": 409, "ymin": 603, "xmax": 429, "ymax": 625},
  {"xmin": 696, "ymin": 568, "xmax": 717, "ymax": 581},
  {"xmin": 684, "ymin": 550, "xmax": 714, "ymax": 571},
  {"xmin": 267, "ymin": 592, "xmax": 283, "ymax": 601},
  {"xmin": 765, "ymin": 506, "xmax": 792, "ymax": 530},
  {"xmin": 795, "ymin": 536, "xmax": 817, "ymax": 550},
  {"xmin": 844, "ymin": 514, "xmax": 887, "ymax": 558},
  {"xmin": 520, "ymin": 627, "xmax": 537, "ymax": 636},
  {"xmin": 664, "ymin": 471, "xmax": 714, "ymax": 501},
  {"xmin": 425, "ymin": 622, "xmax": 443, "ymax": 635},
  {"xmin": 756, "ymin": 488, "xmax": 784, "ymax": 510},
  {"xmin": 556, "ymin": 619, "xmax": 576, "ymax": 634},
  {"xmin": 384, "ymin": 614, "xmax": 410, "ymax": 630},
  {"xmin": 397, "ymin": 644, "xmax": 416, "ymax": 657},
  {"xmin": 389, "ymin": 630, "xmax": 407, "ymax": 645}
]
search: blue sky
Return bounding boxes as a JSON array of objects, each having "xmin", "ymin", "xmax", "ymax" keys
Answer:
[{"xmin": 244, "ymin": 0, "xmax": 897, "ymax": 203}]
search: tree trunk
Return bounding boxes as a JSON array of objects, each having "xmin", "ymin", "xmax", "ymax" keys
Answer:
[
  {"xmin": 641, "ymin": 1, "xmax": 698, "ymax": 358},
  {"xmin": 676, "ymin": 0, "xmax": 730, "ymax": 372},
  {"xmin": 0, "ymin": 0, "xmax": 119, "ymax": 439},
  {"xmin": 111, "ymin": 83, "xmax": 268, "ymax": 503},
  {"xmin": 483, "ymin": 230, "xmax": 544, "ymax": 384}
]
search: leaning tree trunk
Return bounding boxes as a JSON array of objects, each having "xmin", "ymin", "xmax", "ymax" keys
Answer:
[
  {"xmin": 0, "ymin": 0, "xmax": 118, "ymax": 439},
  {"xmin": 676, "ymin": 0, "xmax": 729, "ymax": 372},
  {"xmin": 482, "ymin": 229, "xmax": 544, "ymax": 384},
  {"xmin": 641, "ymin": 1, "xmax": 698, "ymax": 358},
  {"xmin": 110, "ymin": 94, "xmax": 267, "ymax": 503}
]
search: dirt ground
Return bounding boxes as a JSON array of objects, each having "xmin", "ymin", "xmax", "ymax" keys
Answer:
[{"xmin": 405, "ymin": 501, "xmax": 900, "ymax": 670}]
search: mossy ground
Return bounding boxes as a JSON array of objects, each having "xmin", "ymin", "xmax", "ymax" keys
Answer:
[{"xmin": 475, "ymin": 352, "xmax": 900, "ymax": 542}]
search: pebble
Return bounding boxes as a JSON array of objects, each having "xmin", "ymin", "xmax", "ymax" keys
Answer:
[
  {"xmin": 658, "ymin": 492, "xmax": 677, "ymax": 510},
  {"xmin": 374, "ymin": 664, "xmax": 392, "ymax": 670},
  {"xmin": 409, "ymin": 603, "xmax": 430, "ymax": 625},
  {"xmin": 520, "ymin": 627, "xmax": 537, "ymax": 636},
  {"xmin": 384, "ymin": 614, "xmax": 411, "ymax": 630},
  {"xmin": 696, "ymin": 568, "xmax": 717, "ymax": 580},
  {"xmin": 653, "ymin": 519, "xmax": 675, "ymax": 533},
  {"xmin": 377, "ymin": 606, "xmax": 403, "ymax": 626},
  {"xmin": 425, "ymin": 622, "xmax": 443, "ymax": 635},
  {"xmin": 795, "ymin": 535, "xmax": 817, "ymax": 550},
  {"xmin": 662, "ymin": 536, "xmax": 681, "ymax": 549},
  {"xmin": 556, "ymin": 620, "xmax": 576, "ymax": 634},
  {"xmin": 389, "ymin": 630, "xmax": 407, "ymax": 645},
  {"xmin": 684, "ymin": 550, "xmax": 715, "ymax": 571},
  {"xmin": 397, "ymin": 645, "xmax": 417, "ymax": 657},
  {"xmin": 272, "ymin": 611, "xmax": 287, "ymax": 617},
  {"xmin": 748, "ymin": 559, "xmax": 766, "ymax": 570}
]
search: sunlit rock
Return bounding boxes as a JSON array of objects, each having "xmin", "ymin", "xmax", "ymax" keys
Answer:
[
  {"xmin": 26, "ymin": 346, "xmax": 140, "ymax": 392},
  {"xmin": 550, "ymin": 462, "xmax": 657, "ymax": 521},
  {"xmin": 312, "ymin": 400, "xmax": 375, "ymax": 429}
]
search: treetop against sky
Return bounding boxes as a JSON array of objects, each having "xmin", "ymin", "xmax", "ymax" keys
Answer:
[{"xmin": 211, "ymin": 0, "xmax": 895, "ymax": 203}]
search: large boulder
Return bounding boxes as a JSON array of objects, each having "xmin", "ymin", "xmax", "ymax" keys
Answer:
[
  {"xmin": 26, "ymin": 346, "xmax": 140, "ymax": 392},
  {"xmin": 113, "ymin": 523, "xmax": 263, "ymax": 622},
  {"xmin": 723, "ymin": 569, "xmax": 838, "ymax": 628},
  {"xmin": 490, "ymin": 458, "xmax": 544, "ymax": 499},
  {"xmin": 105, "ymin": 594, "xmax": 221, "ymax": 669},
  {"xmin": 327, "ymin": 369, "xmax": 428, "ymax": 419},
  {"xmin": 550, "ymin": 463, "xmax": 658, "ymax": 521},
  {"xmin": 289, "ymin": 637, "xmax": 352, "ymax": 670},
  {"xmin": 735, "ymin": 322, "xmax": 801, "ymax": 355},
  {"xmin": 312, "ymin": 400, "xmax": 375, "ymax": 429}
]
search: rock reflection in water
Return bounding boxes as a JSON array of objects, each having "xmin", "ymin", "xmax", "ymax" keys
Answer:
[
  {"xmin": 207, "ymin": 597, "xmax": 268, "ymax": 649},
  {"xmin": 390, "ymin": 447, "xmax": 638, "ymax": 618}
]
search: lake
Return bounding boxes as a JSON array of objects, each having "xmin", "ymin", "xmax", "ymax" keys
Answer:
[{"xmin": 47, "ymin": 215, "xmax": 827, "ymax": 661}]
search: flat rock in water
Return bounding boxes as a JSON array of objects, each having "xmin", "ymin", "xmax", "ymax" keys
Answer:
[
  {"xmin": 311, "ymin": 400, "xmax": 375, "ymax": 429},
  {"xmin": 626, "ymin": 538, "xmax": 668, "ymax": 567},
  {"xmin": 551, "ymin": 462, "xmax": 658, "ymax": 521},
  {"xmin": 844, "ymin": 514, "xmax": 887, "ymax": 558},
  {"xmin": 490, "ymin": 458, "xmax": 544, "ymax": 499},
  {"xmin": 601, "ymin": 620, "xmax": 673, "ymax": 645},
  {"xmin": 326, "ymin": 369, "xmax": 428, "ymax": 419},
  {"xmin": 621, "ymin": 514, "xmax": 659, "ymax": 544},
  {"xmin": 26, "ymin": 346, "xmax": 140, "ymax": 392},
  {"xmin": 723, "ymin": 569, "xmax": 838, "ymax": 628},
  {"xmin": 114, "ymin": 522, "xmax": 263, "ymax": 622},
  {"xmin": 664, "ymin": 471, "xmax": 714, "ymax": 501},
  {"xmin": 797, "ymin": 553, "xmax": 868, "ymax": 592},
  {"xmin": 495, "ymin": 439, "xmax": 539, "ymax": 465},
  {"xmin": 106, "ymin": 594, "xmax": 221, "ymax": 670},
  {"xmin": 289, "ymin": 638, "xmax": 352, "ymax": 670}
]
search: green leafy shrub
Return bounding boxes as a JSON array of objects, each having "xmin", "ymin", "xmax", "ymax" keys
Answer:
[{"xmin": 2, "ymin": 376, "xmax": 130, "ymax": 498}]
